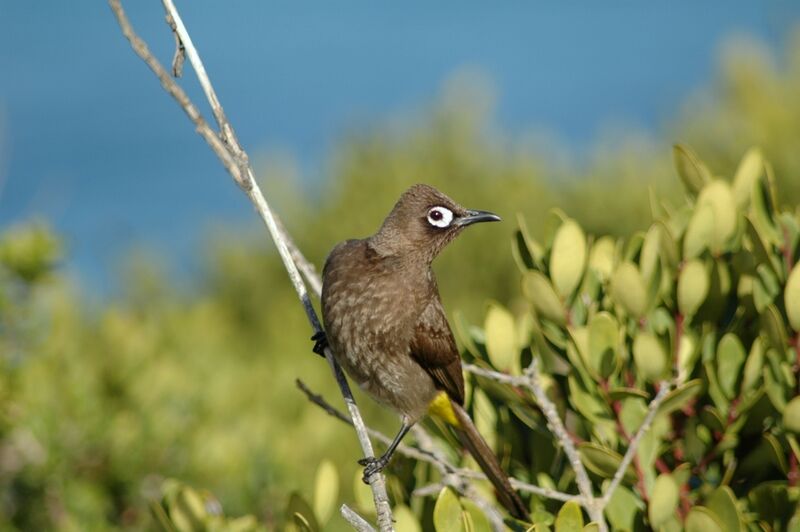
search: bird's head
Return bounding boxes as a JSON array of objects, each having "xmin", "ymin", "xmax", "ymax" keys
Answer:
[{"xmin": 370, "ymin": 184, "xmax": 501, "ymax": 262}]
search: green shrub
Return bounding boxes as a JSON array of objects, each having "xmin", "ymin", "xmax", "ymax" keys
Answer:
[{"xmin": 431, "ymin": 145, "xmax": 800, "ymax": 530}]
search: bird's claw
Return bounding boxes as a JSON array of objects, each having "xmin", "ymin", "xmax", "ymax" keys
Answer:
[
  {"xmin": 358, "ymin": 455, "xmax": 389, "ymax": 484},
  {"xmin": 311, "ymin": 331, "xmax": 328, "ymax": 357}
]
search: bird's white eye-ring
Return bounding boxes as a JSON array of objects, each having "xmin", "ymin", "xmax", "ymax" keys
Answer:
[{"xmin": 427, "ymin": 206, "xmax": 454, "ymax": 228}]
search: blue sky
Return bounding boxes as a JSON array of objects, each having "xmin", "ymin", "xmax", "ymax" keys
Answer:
[{"xmin": 0, "ymin": 1, "xmax": 798, "ymax": 291}]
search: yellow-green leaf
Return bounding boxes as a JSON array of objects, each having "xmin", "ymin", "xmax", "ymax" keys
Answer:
[
  {"xmin": 706, "ymin": 486, "xmax": 744, "ymax": 532},
  {"xmin": 550, "ymin": 219, "xmax": 587, "ymax": 299},
  {"xmin": 578, "ymin": 442, "xmax": 637, "ymax": 483},
  {"xmin": 784, "ymin": 397, "xmax": 800, "ymax": 434},
  {"xmin": 648, "ymin": 473, "xmax": 679, "ymax": 528},
  {"xmin": 633, "ymin": 331, "xmax": 668, "ymax": 382},
  {"xmin": 732, "ymin": 147, "xmax": 764, "ymax": 208},
  {"xmin": 678, "ymin": 259, "xmax": 709, "ymax": 317},
  {"xmin": 394, "ymin": 504, "xmax": 422, "ymax": 532},
  {"xmin": 434, "ymin": 488, "xmax": 462, "ymax": 532},
  {"xmin": 611, "ymin": 261, "xmax": 648, "ymax": 318},
  {"xmin": 484, "ymin": 303, "xmax": 518, "ymax": 372},
  {"xmin": 673, "ymin": 144, "xmax": 711, "ymax": 195},
  {"xmin": 588, "ymin": 312, "xmax": 619, "ymax": 378},
  {"xmin": 683, "ymin": 204, "xmax": 715, "ymax": 259},
  {"xmin": 523, "ymin": 271, "xmax": 566, "ymax": 325},
  {"xmin": 786, "ymin": 263, "xmax": 800, "ymax": 332},
  {"xmin": 685, "ymin": 507, "xmax": 724, "ymax": 532},
  {"xmin": 716, "ymin": 334, "xmax": 746, "ymax": 400},
  {"xmin": 554, "ymin": 501, "xmax": 583, "ymax": 532},
  {"xmin": 696, "ymin": 180, "xmax": 737, "ymax": 253},
  {"xmin": 588, "ymin": 236, "xmax": 616, "ymax": 281},
  {"xmin": 313, "ymin": 460, "xmax": 338, "ymax": 524}
]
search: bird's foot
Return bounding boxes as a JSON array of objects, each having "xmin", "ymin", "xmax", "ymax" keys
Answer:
[
  {"xmin": 358, "ymin": 455, "xmax": 390, "ymax": 484},
  {"xmin": 311, "ymin": 331, "xmax": 328, "ymax": 357}
]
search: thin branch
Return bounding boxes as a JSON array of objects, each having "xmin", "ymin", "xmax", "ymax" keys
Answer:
[
  {"xmin": 341, "ymin": 505, "xmax": 375, "ymax": 532},
  {"xmin": 108, "ymin": 1, "xmax": 393, "ymax": 529},
  {"xmin": 298, "ymin": 380, "xmax": 581, "ymax": 504},
  {"xmin": 522, "ymin": 359, "xmax": 605, "ymax": 526},
  {"xmin": 600, "ymin": 381, "xmax": 672, "ymax": 507},
  {"xmin": 464, "ymin": 362, "xmax": 605, "ymax": 528},
  {"xmin": 463, "ymin": 364, "xmax": 597, "ymax": 496}
]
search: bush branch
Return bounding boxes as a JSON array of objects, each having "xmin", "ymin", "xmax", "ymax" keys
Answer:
[
  {"xmin": 599, "ymin": 381, "xmax": 672, "ymax": 507},
  {"xmin": 341, "ymin": 505, "xmax": 375, "ymax": 532},
  {"xmin": 108, "ymin": 1, "xmax": 393, "ymax": 529},
  {"xmin": 297, "ymin": 380, "xmax": 581, "ymax": 506}
]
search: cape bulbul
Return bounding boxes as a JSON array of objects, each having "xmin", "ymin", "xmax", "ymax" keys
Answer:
[{"xmin": 315, "ymin": 184, "xmax": 528, "ymax": 520}]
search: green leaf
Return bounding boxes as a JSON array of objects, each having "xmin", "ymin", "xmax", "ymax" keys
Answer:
[
  {"xmin": 352, "ymin": 471, "xmax": 373, "ymax": 514},
  {"xmin": 473, "ymin": 389, "xmax": 497, "ymax": 451},
  {"xmin": 732, "ymin": 147, "xmax": 764, "ymax": 208},
  {"xmin": 749, "ymin": 482, "xmax": 794, "ymax": 526},
  {"xmin": 394, "ymin": 505, "xmax": 421, "ymax": 532},
  {"xmin": 648, "ymin": 473, "xmax": 679, "ymax": 528},
  {"xmin": 484, "ymin": 302, "xmax": 518, "ymax": 372},
  {"xmin": 676, "ymin": 331, "xmax": 700, "ymax": 384},
  {"xmin": 742, "ymin": 336, "xmax": 764, "ymax": 393},
  {"xmin": 706, "ymin": 486, "xmax": 744, "ymax": 532},
  {"xmin": 287, "ymin": 492, "xmax": 320, "ymax": 532},
  {"xmin": 640, "ymin": 224, "xmax": 662, "ymax": 283},
  {"xmin": 461, "ymin": 499, "xmax": 492, "ymax": 532},
  {"xmin": 658, "ymin": 379, "xmax": 703, "ymax": 416},
  {"xmin": 434, "ymin": 488, "xmax": 462, "ymax": 532},
  {"xmin": 761, "ymin": 304, "xmax": 788, "ymax": 352},
  {"xmin": 696, "ymin": 180, "xmax": 738, "ymax": 253},
  {"xmin": 578, "ymin": 443, "xmax": 637, "ymax": 483},
  {"xmin": 784, "ymin": 397, "xmax": 800, "ymax": 434},
  {"xmin": 568, "ymin": 375, "xmax": 612, "ymax": 423},
  {"xmin": 610, "ymin": 261, "xmax": 648, "ymax": 318},
  {"xmin": 716, "ymin": 334, "xmax": 746, "ymax": 400},
  {"xmin": 786, "ymin": 263, "xmax": 800, "ymax": 332},
  {"xmin": 633, "ymin": 331, "xmax": 668, "ymax": 382},
  {"xmin": 554, "ymin": 501, "xmax": 583, "ymax": 532},
  {"xmin": 517, "ymin": 213, "xmax": 545, "ymax": 268},
  {"xmin": 313, "ymin": 460, "xmax": 338, "ymax": 524},
  {"xmin": 588, "ymin": 236, "xmax": 617, "ymax": 281},
  {"xmin": 550, "ymin": 219, "xmax": 587, "ymax": 299},
  {"xmin": 751, "ymin": 168, "xmax": 782, "ymax": 245},
  {"xmin": 683, "ymin": 204, "xmax": 715, "ymax": 259},
  {"xmin": 673, "ymin": 143, "xmax": 711, "ymax": 195},
  {"xmin": 678, "ymin": 259, "xmax": 709, "ymax": 318},
  {"xmin": 168, "ymin": 485, "xmax": 207, "ymax": 532},
  {"xmin": 523, "ymin": 271, "xmax": 566, "ymax": 325},
  {"xmin": 582, "ymin": 524, "xmax": 600, "ymax": 532},
  {"xmin": 588, "ymin": 312, "xmax": 620, "ymax": 378},
  {"xmin": 604, "ymin": 484, "xmax": 641, "ymax": 531},
  {"xmin": 685, "ymin": 507, "xmax": 724, "ymax": 532}
]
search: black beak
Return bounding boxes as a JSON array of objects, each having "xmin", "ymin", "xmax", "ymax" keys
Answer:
[{"xmin": 455, "ymin": 209, "xmax": 502, "ymax": 227}]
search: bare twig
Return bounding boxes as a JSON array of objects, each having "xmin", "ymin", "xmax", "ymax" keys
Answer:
[
  {"xmin": 600, "ymin": 381, "xmax": 672, "ymax": 506},
  {"xmin": 464, "ymin": 363, "xmax": 597, "ymax": 498},
  {"xmin": 108, "ymin": 1, "xmax": 393, "ymax": 529},
  {"xmin": 341, "ymin": 505, "xmax": 375, "ymax": 532},
  {"xmin": 464, "ymin": 363, "xmax": 675, "ymax": 530},
  {"xmin": 298, "ymin": 379, "xmax": 581, "ymax": 504},
  {"xmin": 164, "ymin": 12, "xmax": 185, "ymax": 77},
  {"xmin": 522, "ymin": 359, "xmax": 605, "ymax": 526}
]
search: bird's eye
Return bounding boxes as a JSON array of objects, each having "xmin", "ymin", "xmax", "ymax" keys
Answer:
[{"xmin": 427, "ymin": 206, "xmax": 453, "ymax": 228}]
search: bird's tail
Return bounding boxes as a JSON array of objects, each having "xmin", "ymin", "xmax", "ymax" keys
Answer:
[{"xmin": 450, "ymin": 400, "xmax": 529, "ymax": 522}]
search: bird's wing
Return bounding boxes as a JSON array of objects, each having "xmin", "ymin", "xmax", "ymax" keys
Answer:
[{"xmin": 410, "ymin": 297, "xmax": 465, "ymax": 405}]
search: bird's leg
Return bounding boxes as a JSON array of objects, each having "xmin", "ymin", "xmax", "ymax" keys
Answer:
[
  {"xmin": 310, "ymin": 330, "xmax": 328, "ymax": 357},
  {"xmin": 358, "ymin": 419, "xmax": 412, "ymax": 483}
]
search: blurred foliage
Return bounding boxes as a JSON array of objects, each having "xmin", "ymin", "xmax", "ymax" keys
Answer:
[{"xmin": 2, "ymin": 29, "xmax": 800, "ymax": 531}]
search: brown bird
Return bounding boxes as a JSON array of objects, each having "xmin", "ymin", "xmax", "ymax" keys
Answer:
[{"xmin": 315, "ymin": 184, "xmax": 528, "ymax": 521}]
